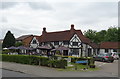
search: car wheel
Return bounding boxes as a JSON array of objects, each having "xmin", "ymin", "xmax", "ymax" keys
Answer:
[
  {"xmin": 110, "ymin": 60, "xmax": 114, "ymax": 63},
  {"xmin": 102, "ymin": 59, "xmax": 105, "ymax": 62}
]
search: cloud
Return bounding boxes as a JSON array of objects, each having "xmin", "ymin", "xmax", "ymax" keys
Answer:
[
  {"xmin": 0, "ymin": 1, "xmax": 118, "ymax": 39},
  {"xmin": 28, "ymin": 2, "xmax": 53, "ymax": 10},
  {"xmin": 0, "ymin": 17, "xmax": 8, "ymax": 23},
  {"xmin": 0, "ymin": 2, "xmax": 18, "ymax": 9},
  {"xmin": 0, "ymin": 2, "xmax": 53, "ymax": 10},
  {"xmin": 1, "ymin": 24, "xmax": 41, "ymax": 39}
]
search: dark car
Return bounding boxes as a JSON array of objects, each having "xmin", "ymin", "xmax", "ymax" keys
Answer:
[{"xmin": 94, "ymin": 53, "xmax": 114, "ymax": 63}]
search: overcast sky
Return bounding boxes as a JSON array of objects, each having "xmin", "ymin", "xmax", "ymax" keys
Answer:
[{"xmin": 0, "ymin": 0, "xmax": 118, "ymax": 39}]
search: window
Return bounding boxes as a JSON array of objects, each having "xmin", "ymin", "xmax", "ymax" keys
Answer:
[
  {"xmin": 113, "ymin": 49, "xmax": 117, "ymax": 52},
  {"xmin": 54, "ymin": 41, "xmax": 59, "ymax": 45},
  {"xmin": 33, "ymin": 40, "xmax": 37, "ymax": 44},
  {"xmin": 72, "ymin": 49, "xmax": 79, "ymax": 55},
  {"xmin": 105, "ymin": 49, "xmax": 108, "ymax": 53},
  {"xmin": 39, "ymin": 43, "xmax": 42, "ymax": 46},
  {"xmin": 73, "ymin": 42, "xmax": 78, "ymax": 46},
  {"xmin": 63, "ymin": 41, "xmax": 69, "ymax": 45},
  {"xmin": 44, "ymin": 42, "xmax": 48, "ymax": 45}
]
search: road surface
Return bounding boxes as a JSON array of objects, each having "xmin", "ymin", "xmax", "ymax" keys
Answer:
[
  {"xmin": 1, "ymin": 60, "xmax": 119, "ymax": 77},
  {"xmin": 1, "ymin": 68, "xmax": 37, "ymax": 77}
]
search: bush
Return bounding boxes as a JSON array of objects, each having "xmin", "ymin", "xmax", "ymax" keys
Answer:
[
  {"xmin": 48, "ymin": 59, "xmax": 67, "ymax": 68},
  {"xmin": 2, "ymin": 50, "xmax": 11, "ymax": 54},
  {"xmin": 40, "ymin": 57, "xmax": 49, "ymax": 66}
]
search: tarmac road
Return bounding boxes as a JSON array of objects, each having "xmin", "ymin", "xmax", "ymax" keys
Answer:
[
  {"xmin": 1, "ymin": 60, "xmax": 119, "ymax": 77},
  {"xmin": 1, "ymin": 68, "xmax": 36, "ymax": 77},
  {"xmin": 95, "ymin": 60, "xmax": 118, "ymax": 75}
]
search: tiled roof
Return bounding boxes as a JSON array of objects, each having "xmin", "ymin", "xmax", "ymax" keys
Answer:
[
  {"xmin": 100, "ymin": 42, "xmax": 120, "ymax": 49},
  {"xmin": 40, "ymin": 30, "xmax": 90, "ymax": 43},
  {"xmin": 22, "ymin": 36, "xmax": 34, "ymax": 47},
  {"xmin": 16, "ymin": 35, "xmax": 39, "ymax": 47},
  {"xmin": 89, "ymin": 42, "xmax": 99, "ymax": 49},
  {"xmin": 39, "ymin": 25, "xmax": 99, "ymax": 48},
  {"xmin": 34, "ymin": 35, "xmax": 40, "ymax": 41},
  {"xmin": 40, "ymin": 30, "xmax": 72, "ymax": 42},
  {"xmin": 16, "ymin": 35, "xmax": 33, "ymax": 41}
]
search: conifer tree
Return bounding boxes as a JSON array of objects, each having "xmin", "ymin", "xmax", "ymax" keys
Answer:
[{"xmin": 2, "ymin": 31, "xmax": 15, "ymax": 48}]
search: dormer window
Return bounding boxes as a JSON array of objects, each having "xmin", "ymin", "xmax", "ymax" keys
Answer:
[
  {"xmin": 33, "ymin": 40, "xmax": 37, "ymax": 44},
  {"xmin": 73, "ymin": 42, "xmax": 78, "ymax": 46}
]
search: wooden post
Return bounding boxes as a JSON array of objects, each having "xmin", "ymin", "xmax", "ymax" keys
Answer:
[
  {"xmin": 86, "ymin": 60, "xmax": 89, "ymax": 69},
  {"xmin": 75, "ymin": 64, "xmax": 77, "ymax": 70}
]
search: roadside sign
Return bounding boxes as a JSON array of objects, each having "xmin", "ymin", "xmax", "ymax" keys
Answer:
[{"xmin": 75, "ymin": 60, "xmax": 88, "ymax": 64}]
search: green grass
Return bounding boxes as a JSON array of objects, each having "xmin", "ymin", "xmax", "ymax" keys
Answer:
[{"xmin": 57, "ymin": 62, "xmax": 99, "ymax": 72}]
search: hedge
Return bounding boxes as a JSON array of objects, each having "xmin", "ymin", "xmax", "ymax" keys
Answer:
[
  {"xmin": 1, "ymin": 54, "xmax": 67, "ymax": 68},
  {"xmin": 48, "ymin": 59, "xmax": 67, "ymax": 68},
  {"xmin": 2, "ymin": 54, "xmax": 41, "ymax": 65}
]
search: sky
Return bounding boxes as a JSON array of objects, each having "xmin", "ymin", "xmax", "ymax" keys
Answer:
[{"xmin": 0, "ymin": 0, "xmax": 118, "ymax": 39}]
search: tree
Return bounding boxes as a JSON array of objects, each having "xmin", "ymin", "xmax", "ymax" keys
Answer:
[
  {"xmin": 84, "ymin": 29, "xmax": 97, "ymax": 43},
  {"xmin": 105, "ymin": 27, "xmax": 118, "ymax": 42},
  {"xmin": 96, "ymin": 30, "xmax": 107, "ymax": 43},
  {"xmin": 15, "ymin": 42, "xmax": 23, "ymax": 47},
  {"xmin": 118, "ymin": 27, "xmax": 120, "ymax": 42},
  {"xmin": 2, "ymin": 31, "xmax": 16, "ymax": 48},
  {"xmin": 84, "ymin": 27, "xmax": 119, "ymax": 44}
]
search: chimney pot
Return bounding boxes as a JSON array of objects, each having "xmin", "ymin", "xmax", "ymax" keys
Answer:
[
  {"xmin": 70, "ymin": 24, "xmax": 75, "ymax": 34},
  {"xmin": 43, "ymin": 27, "xmax": 46, "ymax": 31},
  {"xmin": 42, "ymin": 27, "xmax": 47, "ymax": 34},
  {"xmin": 71, "ymin": 24, "xmax": 75, "ymax": 30},
  {"xmin": 71, "ymin": 24, "xmax": 74, "ymax": 28}
]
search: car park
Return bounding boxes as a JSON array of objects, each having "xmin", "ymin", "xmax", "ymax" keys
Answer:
[{"xmin": 94, "ymin": 53, "xmax": 114, "ymax": 63}]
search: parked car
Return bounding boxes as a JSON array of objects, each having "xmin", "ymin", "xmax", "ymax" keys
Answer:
[
  {"xmin": 94, "ymin": 53, "xmax": 114, "ymax": 63},
  {"xmin": 110, "ymin": 52, "xmax": 119, "ymax": 60}
]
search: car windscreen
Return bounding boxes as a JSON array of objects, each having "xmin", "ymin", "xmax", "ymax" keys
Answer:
[{"xmin": 104, "ymin": 54, "xmax": 111, "ymax": 56}]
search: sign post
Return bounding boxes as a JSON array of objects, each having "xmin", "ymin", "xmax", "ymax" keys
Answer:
[{"xmin": 75, "ymin": 60, "xmax": 88, "ymax": 69}]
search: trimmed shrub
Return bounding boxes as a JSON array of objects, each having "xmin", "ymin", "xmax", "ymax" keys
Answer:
[
  {"xmin": 40, "ymin": 57, "xmax": 49, "ymax": 66},
  {"xmin": 1, "ymin": 54, "xmax": 67, "ymax": 68},
  {"xmin": 48, "ymin": 59, "xmax": 67, "ymax": 68},
  {"xmin": 1, "ymin": 54, "xmax": 49, "ymax": 66}
]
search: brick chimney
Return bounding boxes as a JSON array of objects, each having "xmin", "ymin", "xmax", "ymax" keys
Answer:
[
  {"xmin": 42, "ymin": 27, "xmax": 47, "ymax": 35},
  {"xmin": 70, "ymin": 24, "xmax": 75, "ymax": 33}
]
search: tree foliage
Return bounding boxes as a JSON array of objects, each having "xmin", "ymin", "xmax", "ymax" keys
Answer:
[
  {"xmin": 2, "ymin": 31, "xmax": 16, "ymax": 48},
  {"xmin": 84, "ymin": 27, "xmax": 119, "ymax": 44},
  {"xmin": 84, "ymin": 29, "xmax": 97, "ymax": 43},
  {"xmin": 15, "ymin": 42, "xmax": 23, "ymax": 47}
]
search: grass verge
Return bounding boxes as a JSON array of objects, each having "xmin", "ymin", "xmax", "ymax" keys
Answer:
[{"xmin": 57, "ymin": 62, "xmax": 100, "ymax": 72}]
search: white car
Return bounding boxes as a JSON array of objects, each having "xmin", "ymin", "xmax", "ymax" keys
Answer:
[{"xmin": 110, "ymin": 52, "xmax": 119, "ymax": 60}]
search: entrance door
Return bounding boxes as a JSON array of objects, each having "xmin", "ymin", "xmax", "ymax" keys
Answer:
[
  {"xmin": 88, "ymin": 48, "xmax": 92, "ymax": 57},
  {"xmin": 63, "ymin": 50, "xmax": 68, "ymax": 56}
]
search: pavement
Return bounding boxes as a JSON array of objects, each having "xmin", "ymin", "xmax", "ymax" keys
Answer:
[{"xmin": 0, "ymin": 60, "xmax": 119, "ymax": 77}]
